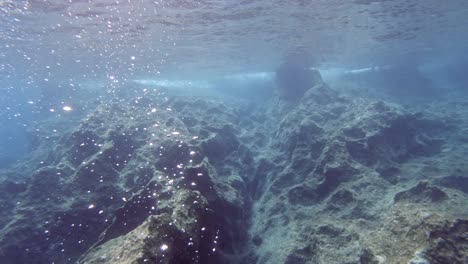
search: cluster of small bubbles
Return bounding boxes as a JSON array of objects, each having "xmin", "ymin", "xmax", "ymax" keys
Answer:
[
  {"xmin": 213, "ymin": 229, "xmax": 220, "ymax": 252},
  {"xmin": 160, "ymin": 244, "xmax": 169, "ymax": 251}
]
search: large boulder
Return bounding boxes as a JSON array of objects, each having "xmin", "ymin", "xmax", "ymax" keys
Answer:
[{"xmin": 275, "ymin": 53, "xmax": 323, "ymax": 100}]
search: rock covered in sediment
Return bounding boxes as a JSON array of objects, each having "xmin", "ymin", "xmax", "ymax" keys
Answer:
[
  {"xmin": 0, "ymin": 76, "xmax": 467, "ymax": 264},
  {"xmin": 80, "ymin": 189, "xmax": 221, "ymax": 264},
  {"xmin": 426, "ymin": 219, "xmax": 468, "ymax": 264},
  {"xmin": 394, "ymin": 181, "xmax": 448, "ymax": 203},
  {"xmin": 0, "ymin": 90, "xmax": 251, "ymax": 263},
  {"xmin": 244, "ymin": 80, "xmax": 467, "ymax": 263},
  {"xmin": 362, "ymin": 203, "xmax": 468, "ymax": 264}
]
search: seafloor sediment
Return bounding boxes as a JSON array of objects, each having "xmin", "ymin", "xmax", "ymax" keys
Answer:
[{"xmin": 0, "ymin": 73, "xmax": 467, "ymax": 264}]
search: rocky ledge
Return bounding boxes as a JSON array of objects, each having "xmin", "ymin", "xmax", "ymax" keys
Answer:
[{"xmin": 0, "ymin": 72, "xmax": 467, "ymax": 263}]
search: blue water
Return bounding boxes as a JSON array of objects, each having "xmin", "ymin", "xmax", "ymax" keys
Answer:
[
  {"xmin": 0, "ymin": 0, "xmax": 467, "ymax": 180},
  {"xmin": 1, "ymin": 1, "xmax": 468, "ymax": 263},
  {"xmin": 0, "ymin": 1, "xmax": 466, "ymax": 172}
]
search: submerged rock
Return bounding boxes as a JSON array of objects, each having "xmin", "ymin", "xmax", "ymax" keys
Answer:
[
  {"xmin": 0, "ymin": 92, "xmax": 250, "ymax": 263},
  {"xmin": 275, "ymin": 53, "xmax": 323, "ymax": 100},
  {"xmin": 394, "ymin": 181, "xmax": 448, "ymax": 203},
  {"xmin": 0, "ymin": 78, "xmax": 467, "ymax": 263},
  {"xmin": 80, "ymin": 190, "xmax": 222, "ymax": 264},
  {"xmin": 426, "ymin": 219, "xmax": 468, "ymax": 264}
]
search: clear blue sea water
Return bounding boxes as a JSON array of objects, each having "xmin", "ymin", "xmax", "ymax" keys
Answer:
[{"xmin": 1, "ymin": 1, "xmax": 468, "ymax": 165}]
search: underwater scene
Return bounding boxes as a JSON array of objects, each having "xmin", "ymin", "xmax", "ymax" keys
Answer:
[{"xmin": 1, "ymin": 0, "xmax": 468, "ymax": 263}]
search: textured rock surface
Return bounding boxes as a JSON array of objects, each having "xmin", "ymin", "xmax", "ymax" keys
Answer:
[
  {"xmin": 0, "ymin": 91, "xmax": 251, "ymax": 263},
  {"xmin": 0, "ymin": 74, "xmax": 467, "ymax": 263},
  {"xmin": 240, "ymin": 78, "xmax": 466, "ymax": 263}
]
